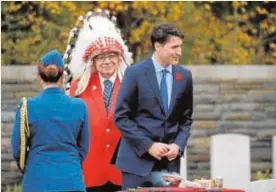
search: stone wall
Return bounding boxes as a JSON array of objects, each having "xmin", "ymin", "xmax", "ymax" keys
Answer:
[{"xmin": 1, "ymin": 65, "xmax": 276, "ymax": 189}]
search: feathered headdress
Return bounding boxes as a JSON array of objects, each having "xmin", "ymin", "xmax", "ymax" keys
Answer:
[{"xmin": 63, "ymin": 9, "xmax": 133, "ymax": 96}]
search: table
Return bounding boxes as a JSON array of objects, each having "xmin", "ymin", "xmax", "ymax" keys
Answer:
[{"xmin": 119, "ymin": 187, "xmax": 245, "ymax": 192}]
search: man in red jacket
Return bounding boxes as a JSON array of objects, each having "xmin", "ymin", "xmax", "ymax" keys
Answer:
[{"xmin": 68, "ymin": 11, "xmax": 133, "ymax": 192}]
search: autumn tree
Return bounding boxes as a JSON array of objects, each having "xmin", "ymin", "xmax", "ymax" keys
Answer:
[
  {"xmin": 1, "ymin": 1, "xmax": 275, "ymax": 65},
  {"xmin": 1, "ymin": 1, "xmax": 91, "ymax": 65},
  {"xmin": 93, "ymin": 1, "xmax": 276, "ymax": 64}
]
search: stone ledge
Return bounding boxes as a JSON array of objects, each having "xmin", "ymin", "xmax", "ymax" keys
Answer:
[
  {"xmin": 2, "ymin": 65, "xmax": 276, "ymax": 80},
  {"xmin": 251, "ymin": 162, "xmax": 272, "ymax": 172},
  {"xmin": 2, "ymin": 66, "xmax": 37, "ymax": 81},
  {"xmin": 187, "ymin": 65, "xmax": 276, "ymax": 80}
]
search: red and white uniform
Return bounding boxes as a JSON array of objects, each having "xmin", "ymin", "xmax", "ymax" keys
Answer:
[{"xmin": 70, "ymin": 72, "xmax": 122, "ymax": 187}]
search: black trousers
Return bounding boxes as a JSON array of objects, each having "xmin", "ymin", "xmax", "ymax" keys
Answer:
[{"xmin": 86, "ymin": 181, "xmax": 121, "ymax": 192}]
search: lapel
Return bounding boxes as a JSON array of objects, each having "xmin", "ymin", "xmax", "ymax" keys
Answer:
[
  {"xmin": 89, "ymin": 73, "xmax": 107, "ymax": 118},
  {"xmin": 108, "ymin": 76, "xmax": 120, "ymax": 119},
  {"xmin": 145, "ymin": 58, "xmax": 166, "ymax": 115},
  {"xmin": 167, "ymin": 65, "xmax": 188, "ymax": 117}
]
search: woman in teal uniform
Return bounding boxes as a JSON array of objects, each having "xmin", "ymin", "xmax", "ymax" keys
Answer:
[{"xmin": 11, "ymin": 49, "xmax": 90, "ymax": 192}]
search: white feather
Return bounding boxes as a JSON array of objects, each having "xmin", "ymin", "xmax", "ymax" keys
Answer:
[{"xmin": 68, "ymin": 14, "xmax": 133, "ymax": 95}]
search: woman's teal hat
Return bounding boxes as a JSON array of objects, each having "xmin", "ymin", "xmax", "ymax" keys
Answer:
[{"xmin": 40, "ymin": 49, "xmax": 64, "ymax": 68}]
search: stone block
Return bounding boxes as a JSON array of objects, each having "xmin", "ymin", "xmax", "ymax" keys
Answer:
[
  {"xmin": 9, "ymin": 161, "xmax": 20, "ymax": 172},
  {"xmin": 251, "ymin": 112, "xmax": 267, "ymax": 120},
  {"xmin": 1, "ymin": 177, "xmax": 21, "ymax": 187},
  {"xmin": 194, "ymin": 84, "xmax": 220, "ymax": 94},
  {"xmin": 197, "ymin": 162, "xmax": 210, "ymax": 169},
  {"xmin": 1, "ymin": 104, "xmax": 17, "ymax": 111},
  {"xmin": 1, "ymin": 65, "xmax": 37, "ymax": 81},
  {"xmin": 264, "ymin": 106, "xmax": 276, "ymax": 113},
  {"xmin": 1, "ymin": 171, "xmax": 22, "ymax": 181},
  {"xmin": 230, "ymin": 103, "xmax": 264, "ymax": 112},
  {"xmin": 194, "ymin": 104, "xmax": 214, "ymax": 112},
  {"xmin": 263, "ymin": 81, "xmax": 276, "ymax": 90},
  {"xmin": 217, "ymin": 121, "xmax": 276, "ymax": 131},
  {"xmin": 250, "ymin": 140, "xmax": 271, "ymax": 148},
  {"xmin": 216, "ymin": 121, "xmax": 246, "ymax": 131},
  {"xmin": 220, "ymin": 83, "xmax": 263, "ymax": 92},
  {"xmin": 15, "ymin": 91, "xmax": 38, "ymax": 99},
  {"xmin": 1, "ymin": 99, "xmax": 17, "ymax": 105},
  {"xmin": 251, "ymin": 148, "xmax": 272, "ymax": 161},
  {"xmin": 2, "ymin": 84, "xmax": 32, "ymax": 92},
  {"xmin": 1, "ymin": 173, "xmax": 22, "ymax": 185},
  {"xmin": 1, "ymin": 79, "xmax": 18, "ymax": 84},
  {"xmin": 257, "ymin": 129, "xmax": 276, "ymax": 138},
  {"xmin": 221, "ymin": 90, "xmax": 248, "ymax": 95},
  {"xmin": 187, "ymin": 162, "xmax": 198, "ymax": 169},
  {"xmin": 214, "ymin": 104, "xmax": 229, "ymax": 112},
  {"xmin": 193, "ymin": 120, "xmax": 216, "ymax": 130},
  {"xmin": 1, "ymin": 153, "xmax": 14, "ymax": 161},
  {"xmin": 1, "ymin": 138, "xmax": 12, "ymax": 153},
  {"xmin": 189, "ymin": 137, "xmax": 210, "ymax": 149},
  {"xmin": 188, "ymin": 148, "xmax": 209, "ymax": 155},
  {"xmin": 1, "ymin": 92, "xmax": 15, "ymax": 100},
  {"xmin": 30, "ymin": 83, "xmax": 41, "ymax": 91},
  {"xmin": 222, "ymin": 112, "xmax": 251, "ymax": 121},
  {"xmin": 245, "ymin": 90, "xmax": 276, "ymax": 102},
  {"xmin": 251, "ymin": 162, "xmax": 272, "ymax": 172},
  {"xmin": 193, "ymin": 112, "xmax": 221, "ymax": 120},
  {"xmin": 1, "ymin": 123, "xmax": 14, "ymax": 133},
  {"xmin": 190, "ymin": 130, "xmax": 209, "ymax": 137},
  {"xmin": 191, "ymin": 130, "xmax": 218, "ymax": 138},
  {"xmin": 1, "ymin": 112, "xmax": 15, "ymax": 123},
  {"xmin": 219, "ymin": 94, "xmax": 243, "ymax": 102},
  {"xmin": 1, "ymin": 161, "xmax": 15, "ymax": 172},
  {"xmin": 187, "ymin": 162, "xmax": 210, "ymax": 169},
  {"xmin": 1, "ymin": 131, "xmax": 12, "ymax": 138},
  {"xmin": 231, "ymin": 128, "xmax": 258, "ymax": 137},
  {"xmin": 248, "ymin": 121, "xmax": 276, "ymax": 130},
  {"xmin": 194, "ymin": 94, "xmax": 219, "ymax": 104},
  {"xmin": 251, "ymin": 137, "xmax": 272, "ymax": 144}
]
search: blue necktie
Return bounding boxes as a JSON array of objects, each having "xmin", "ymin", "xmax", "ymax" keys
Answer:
[
  {"xmin": 103, "ymin": 80, "xmax": 112, "ymax": 114},
  {"xmin": 160, "ymin": 69, "xmax": 169, "ymax": 113}
]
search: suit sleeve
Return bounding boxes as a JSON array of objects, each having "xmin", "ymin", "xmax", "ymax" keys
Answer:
[
  {"xmin": 77, "ymin": 101, "xmax": 90, "ymax": 163},
  {"xmin": 114, "ymin": 67, "xmax": 153, "ymax": 157},
  {"xmin": 11, "ymin": 102, "xmax": 22, "ymax": 164},
  {"xmin": 174, "ymin": 70, "xmax": 193, "ymax": 153}
]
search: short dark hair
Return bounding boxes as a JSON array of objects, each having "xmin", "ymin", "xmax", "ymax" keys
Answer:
[{"xmin": 151, "ymin": 23, "xmax": 184, "ymax": 50}]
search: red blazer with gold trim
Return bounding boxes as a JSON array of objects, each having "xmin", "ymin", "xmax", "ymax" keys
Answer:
[{"xmin": 70, "ymin": 72, "xmax": 122, "ymax": 187}]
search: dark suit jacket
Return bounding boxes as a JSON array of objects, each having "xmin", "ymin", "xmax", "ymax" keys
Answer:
[{"xmin": 114, "ymin": 58, "xmax": 193, "ymax": 176}]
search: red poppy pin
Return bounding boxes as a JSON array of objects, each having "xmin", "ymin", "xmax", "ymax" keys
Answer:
[{"xmin": 176, "ymin": 73, "xmax": 182, "ymax": 81}]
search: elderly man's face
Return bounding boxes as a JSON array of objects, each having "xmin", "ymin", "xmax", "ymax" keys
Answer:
[{"xmin": 93, "ymin": 52, "xmax": 120, "ymax": 78}]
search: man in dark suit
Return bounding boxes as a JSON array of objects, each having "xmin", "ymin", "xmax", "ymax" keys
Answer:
[{"xmin": 114, "ymin": 23, "xmax": 193, "ymax": 189}]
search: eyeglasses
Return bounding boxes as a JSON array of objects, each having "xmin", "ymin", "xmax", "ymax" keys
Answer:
[{"xmin": 93, "ymin": 53, "xmax": 119, "ymax": 63}]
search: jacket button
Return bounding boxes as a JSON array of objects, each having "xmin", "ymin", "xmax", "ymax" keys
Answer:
[
  {"xmin": 106, "ymin": 128, "xmax": 110, "ymax": 132},
  {"xmin": 106, "ymin": 144, "xmax": 110, "ymax": 148}
]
